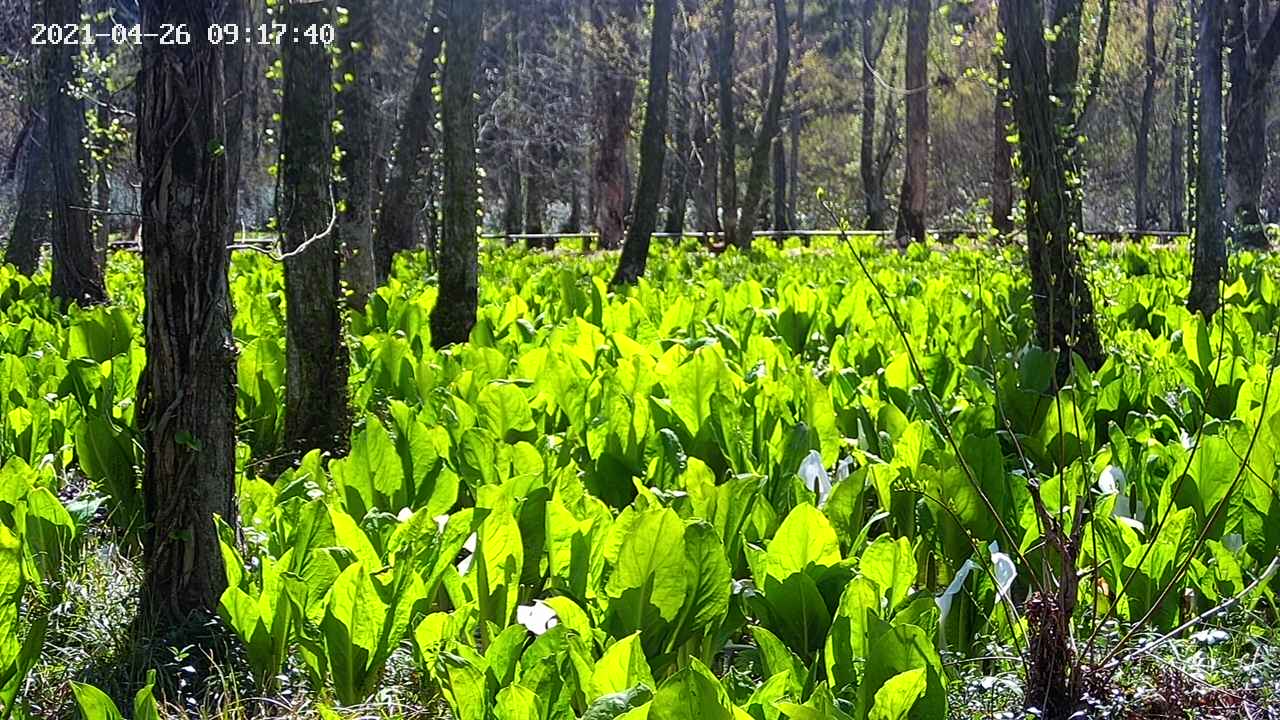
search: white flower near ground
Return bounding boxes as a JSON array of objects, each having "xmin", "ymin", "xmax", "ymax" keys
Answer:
[
  {"xmin": 937, "ymin": 542, "xmax": 1019, "ymax": 650},
  {"xmin": 456, "ymin": 532, "xmax": 478, "ymax": 576},
  {"xmin": 798, "ymin": 450, "xmax": 832, "ymax": 506},
  {"xmin": 1098, "ymin": 465, "xmax": 1145, "ymax": 531},
  {"xmin": 989, "ymin": 541, "xmax": 1016, "ymax": 602},
  {"xmin": 397, "ymin": 507, "xmax": 415, "ymax": 523},
  {"xmin": 516, "ymin": 600, "xmax": 559, "ymax": 635}
]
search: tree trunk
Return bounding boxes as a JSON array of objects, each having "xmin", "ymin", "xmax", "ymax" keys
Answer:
[
  {"xmin": 502, "ymin": 167, "xmax": 523, "ymax": 238},
  {"xmin": 591, "ymin": 0, "xmax": 639, "ymax": 251},
  {"xmin": 6, "ymin": 112, "xmax": 49, "ymax": 275},
  {"xmin": 375, "ymin": 2, "xmax": 445, "ymax": 282},
  {"xmin": 524, "ymin": 172, "xmax": 546, "ymax": 239},
  {"xmin": 46, "ymin": 0, "xmax": 107, "ymax": 306},
  {"xmin": 281, "ymin": 0, "xmax": 349, "ymax": 462},
  {"xmin": 694, "ymin": 98, "xmax": 721, "ymax": 233},
  {"xmin": 663, "ymin": 27, "xmax": 692, "ymax": 238},
  {"xmin": 1189, "ymin": 0, "xmax": 1225, "ymax": 319},
  {"xmin": 737, "ymin": 0, "xmax": 790, "ymax": 249},
  {"xmin": 136, "ymin": 0, "xmax": 238, "ymax": 627},
  {"xmin": 430, "ymin": 0, "xmax": 484, "ymax": 348},
  {"xmin": 894, "ymin": 0, "xmax": 929, "ymax": 245},
  {"xmin": 1223, "ymin": 2, "xmax": 1279, "ymax": 249},
  {"xmin": 716, "ymin": 0, "xmax": 739, "ymax": 247},
  {"xmin": 993, "ymin": 38, "xmax": 1015, "ymax": 237},
  {"xmin": 1135, "ymin": 0, "xmax": 1157, "ymax": 232},
  {"xmin": 337, "ymin": 0, "xmax": 379, "ymax": 308},
  {"xmin": 771, "ymin": 135, "xmax": 787, "ymax": 232},
  {"xmin": 1002, "ymin": 0, "xmax": 1103, "ymax": 374},
  {"xmin": 1168, "ymin": 0, "xmax": 1188, "ymax": 234},
  {"xmin": 612, "ymin": 0, "xmax": 677, "ymax": 286},
  {"xmin": 860, "ymin": 0, "xmax": 891, "ymax": 231}
]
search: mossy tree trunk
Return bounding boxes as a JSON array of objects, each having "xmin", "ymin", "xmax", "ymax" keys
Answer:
[
  {"xmin": 136, "ymin": 0, "xmax": 238, "ymax": 627},
  {"xmin": 281, "ymin": 0, "xmax": 350, "ymax": 460},
  {"xmin": 1001, "ymin": 0, "xmax": 1103, "ymax": 378},
  {"xmin": 429, "ymin": 0, "xmax": 484, "ymax": 348}
]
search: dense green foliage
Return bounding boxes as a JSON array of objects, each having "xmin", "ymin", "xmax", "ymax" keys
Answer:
[{"xmin": 1, "ymin": 239, "xmax": 1279, "ymax": 717}]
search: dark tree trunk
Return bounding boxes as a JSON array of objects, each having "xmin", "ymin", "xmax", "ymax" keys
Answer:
[
  {"xmin": 694, "ymin": 98, "xmax": 721, "ymax": 233},
  {"xmin": 1189, "ymin": 0, "xmax": 1225, "ymax": 319},
  {"xmin": 785, "ymin": 0, "xmax": 806, "ymax": 231},
  {"xmin": 860, "ymin": 0, "xmax": 892, "ymax": 231},
  {"xmin": 6, "ymin": 112, "xmax": 49, "ymax": 275},
  {"xmin": 663, "ymin": 25, "xmax": 692, "ymax": 239},
  {"xmin": 613, "ymin": 0, "xmax": 677, "ymax": 286},
  {"xmin": 1001, "ymin": 0, "xmax": 1103, "ymax": 375},
  {"xmin": 737, "ymin": 0, "xmax": 790, "ymax": 249},
  {"xmin": 591, "ymin": 0, "xmax": 639, "ymax": 251},
  {"xmin": 281, "ymin": 0, "xmax": 349, "ymax": 461},
  {"xmin": 771, "ymin": 135, "xmax": 787, "ymax": 232},
  {"xmin": 993, "ymin": 38, "xmax": 1015, "ymax": 237},
  {"xmin": 375, "ymin": 2, "xmax": 445, "ymax": 282},
  {"xmin": 502, "ymin": 167, "xmax": 523, "ymax": 238},
  {"xmin": 336, "ymin": 0, "xmax": 378, "ymax": 307},
  {"xmin": 1135, "ymin": 0, "xmax": 1158, "ymax": 231},
  {"xmin": 894, "ymin": 0, "xmax": 929, "ymax": 245},
  {"xmin": 136, "ymin": 0, "xmax": 238, "ymax": 627},
  {"xmin": 430, "ymin": 0, "xmax": 484, "ymax": 348},
  {"xmin": 46, "ymin": 0, "xmax": 107, "ymax": 306},
  {"xmin": 1223, "ymin": 2, "xmax": 1279, "ymax": 249},
  {"xmin": 716, "ymin": 0, "xmax": 739, "ymax": 247},
  {"xmin": 524, "ymin": 172, "xmax": 546, "ymax": 238},
  {"xmin": 1168, "ymin": 0, "xmax": 1188, "ymax": 234}
]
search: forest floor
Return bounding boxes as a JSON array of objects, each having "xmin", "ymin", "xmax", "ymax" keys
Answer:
[{"xmin": 21, "ymin": 514, "xmax": 1280, "ymax": 720}]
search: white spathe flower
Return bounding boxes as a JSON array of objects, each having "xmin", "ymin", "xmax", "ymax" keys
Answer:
[
  {"xmin": 397, "ymin": 507, "xmax": 415, "ymax": 523},
  {"xmin": 1098, "ymin": 465, "xmax": 1145, "ymax": 531},
  {"xmin": 516, "ymin": 600, "xmax": 559, "ymax": 635},
  {"xmin": 1223, "ymin": 533, "xmax": 1244, "ymax": 553},
  {"xmin": 989, "ymin": 541, "xmax": 1016, "ymax": 603},
  {"xmin": 836, "ymin": 457, "xmax": 854, "ymax": 483},
  {"xmin": 456, "ymin": 532, "xmax": 478, "ymax": 576},
  {"xmin": 798, "ymin": 450, "xmax": 832, "ymax": 506},
  {"xmin": 937, "ymin": 542, "xmax": 1019, "ymax": 650}
]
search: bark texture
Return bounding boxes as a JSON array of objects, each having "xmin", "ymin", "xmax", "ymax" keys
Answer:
[
  {"xmin": 281, "ymin": 0, "xmax": 349, "ymax": 461},
  {"xmin": 737, "ymin": 0, "xmax": 790, "ymax": 248},
  {"xmin": 591, "ymin": 0, "xmax": 639, "ymax": 250},
  {"xmin": 1189, "ymin": 0, "xmax": 1225, "ymax": 319},
  {"xmin": 430, "ymin": 0, "xmax": 484, "ymax": 348},
  {"xmin": 46, "ymin": 0, "xmax": 107, "ymax": 306},
  {"xmin": 375, "ymin": 2, "xmax": 445, "ymax": 282},
  {"xmin": 860, "ymin": 0, "xmax": 895, "ymax": 231},
  {"xmin": 1168, "ymin": 0, "xmax": 1187, "ymax": 234},
  {"xmin": 136, "ymin": 0, "xmax": 238, "ymax": 627},
  {"xmin": 612, "ymin": 0, "xmax": 677, "ymax": 286},
  {"xmin": 1134, "ymin": 0, "xmax": 1157, "ymax": 231},
  {"xmin": 1223, "ymin": 2, "xmax": 1280, "ymax": 249},
  {"xmin": 716, "ymin": 0, "xmax": 739, "ymax": 247},
  {"xmin": 6, "ymin": 111, "xmax": 49, "ymax": 275},
  {"xmin": 337, "ymin": 0, "xmax": 379, "ymax": 306},
  {"xmin": 894, "ymin": 0, "xmax": 929, "ymax": 245},
  {"xmin": 1001, "ymin": 0, "xmax": 1103, "ymax": 371}
]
